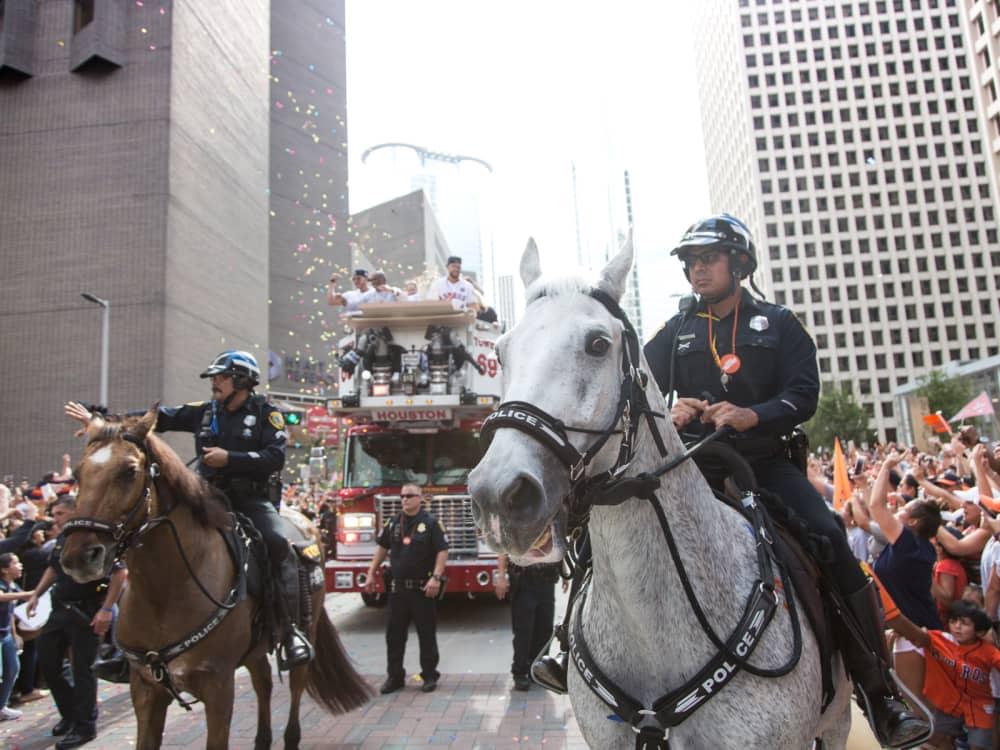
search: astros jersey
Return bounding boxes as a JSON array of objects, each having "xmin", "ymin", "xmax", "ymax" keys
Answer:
[{"xmin": 923, "ymin": 630, "xmax": 1000, "ymax": 729}]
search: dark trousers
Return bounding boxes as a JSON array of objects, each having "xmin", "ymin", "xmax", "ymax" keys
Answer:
[
  {"xmin": 753, "ymin": 457, "xmax": 867, "ymax": 594},
  {"xmin": 386, "ymin": 590, "xmax": 439, "ymax": 682},
  {"xmin": 237, "ymin": 497, "xmax": 288, "ymax": 565},
  {"xmin": 38, "ymin": 606, "xmax": 100, "ymax": 732},
  {"xmin": 510, "ymin": 578, "xmax": 556, "ymax": 677}
]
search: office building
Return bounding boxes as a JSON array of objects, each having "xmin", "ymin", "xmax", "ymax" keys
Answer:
[{"xmin": 693, "ymin": 0, "xmax": 1000, "ymax": 441}]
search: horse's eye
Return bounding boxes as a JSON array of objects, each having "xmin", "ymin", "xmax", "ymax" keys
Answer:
[
  {"xmin": 586, "ymin": 336, "xmax": 611, "ymax": 356},
  {"xmin": 119, "ymin": 465, "xmax": 139, "ymax": 482}
]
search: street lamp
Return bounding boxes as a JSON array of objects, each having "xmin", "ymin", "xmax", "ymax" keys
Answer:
[{"xmin": 81, "ymin": 292, "xmax": 110, "ymax": 406}]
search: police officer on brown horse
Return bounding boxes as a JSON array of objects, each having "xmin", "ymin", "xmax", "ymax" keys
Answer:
[{"xmin": 67, "ymin": 350, "xmax": 313, "ymax": 671}]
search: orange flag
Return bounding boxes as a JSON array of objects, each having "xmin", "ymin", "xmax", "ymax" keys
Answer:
[
  {"xmin": 922, "ymin": 412, "xmax": 952, "ymax": 434},
  {"xmin": 833, "ymin": 437, "xmax": 851, "ymax": 510}
]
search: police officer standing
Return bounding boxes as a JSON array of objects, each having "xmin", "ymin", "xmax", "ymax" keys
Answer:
[
  {"xmin": 364, "ymin": 483, "xmax": 449, "ymax": 694},
  {"xmin": 495, "ymin": 554, "xmax": 560, "ymax": 691},
  {"xmin": 643, "ymin": 215, "xmax": 926, "ymax": 748},
  {"xmin": 27, "ymin": 498, "xmax": 127, "ymax": 749},
  {"xmin": 64, "ymin": 350, "xmax": 312, "ymax": 671}
]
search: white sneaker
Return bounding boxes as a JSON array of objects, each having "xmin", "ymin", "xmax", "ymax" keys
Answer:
[{"xmin": 0, "ymin": 706, "xmax": 22, "ymax": 720}]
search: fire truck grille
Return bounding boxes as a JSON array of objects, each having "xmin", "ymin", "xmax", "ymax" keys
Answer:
[{"xmin": 378, "ymin": 494, "xmax": 481, "ymax": 558}]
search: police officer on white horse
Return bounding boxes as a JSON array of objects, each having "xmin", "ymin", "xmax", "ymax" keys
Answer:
[{"xmin": 643, "ymin": 215, "xmax": 927, "ymax": 748}]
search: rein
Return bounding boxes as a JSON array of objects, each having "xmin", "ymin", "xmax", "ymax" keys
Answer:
[
  {"xmin": 483, "ymin": 287, "xmax": 803, "ymax": 748},
  {"xmin": 62, "ymin": 432, "xmax": 248, "ymax": 710}
]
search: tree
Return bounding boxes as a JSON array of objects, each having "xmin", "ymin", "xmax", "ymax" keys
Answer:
[
  {"xmin": 915, "ymin": 369, "xmax": 973, "ymax": 420},
  {"xmin": 804, "ymin": 385, "xmax": 871, "ymax": 452}
]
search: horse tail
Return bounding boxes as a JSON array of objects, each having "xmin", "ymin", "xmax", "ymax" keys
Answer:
[{"xmin": 306, "ymin": 608, "xmax": 374, "ymax": 714}]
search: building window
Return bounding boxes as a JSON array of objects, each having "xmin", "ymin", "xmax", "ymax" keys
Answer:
[
  {"xmin": 74, "ymin": 0, "xmax": 95, "ymax": 33},
  {"xmin": 0, "ymin": 0, "xmax": 5, "ymax": 34}
]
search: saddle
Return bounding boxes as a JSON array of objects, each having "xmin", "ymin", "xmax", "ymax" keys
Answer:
[
  {"xmin": 692, "ymin": 444, "xmax": 840, "ymax": 711},
  {"xmin": 223, "ymin": 514, "xmax": 325, "ymax": 651}
]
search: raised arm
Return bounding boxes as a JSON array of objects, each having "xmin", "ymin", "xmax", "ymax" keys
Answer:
[{"xmin": 870, "ymin": 451, "xmax": 905, "ymax": 544}]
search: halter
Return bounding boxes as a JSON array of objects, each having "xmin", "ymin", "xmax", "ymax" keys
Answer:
[
  {"xmin": 480, "ymin": 288, "xmax": 669, "ymax": 525},
  {"xmin": 62, "ymin": 432, "xmax": 159, "ymax": 562},
  {"xmin": 480, "ymin": 286, "xmax": 802, "ymax": 749},
  {"xmin": 62, "ymin": 431, "xmax": 247, "ymax": 710}
]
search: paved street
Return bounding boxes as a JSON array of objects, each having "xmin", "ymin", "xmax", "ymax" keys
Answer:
[{"xmin": 1, "ymin": 591, "xmax": 883, "ymax": 748}]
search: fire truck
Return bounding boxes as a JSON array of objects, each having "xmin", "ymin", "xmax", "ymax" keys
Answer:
[{"xmin": 324, "ymin": 300, "xmax": 502, "ymax": 604}]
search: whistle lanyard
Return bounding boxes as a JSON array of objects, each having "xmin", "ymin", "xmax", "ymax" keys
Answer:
[{"xmin": 703, "ymin": 303, "xmax": 739, "ymax": 373}]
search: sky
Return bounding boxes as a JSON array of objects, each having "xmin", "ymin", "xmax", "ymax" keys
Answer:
[{"xmin": 344, "ymin": 1, "xmax": 712, "ymax": 336}]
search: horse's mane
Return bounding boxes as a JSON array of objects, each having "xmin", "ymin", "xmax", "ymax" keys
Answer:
[
  {"xmin": 91, "ymin": 419, "xmax": 231, "ymax": 531},
  {"xmin": 145, "ymin": 433, "xmax": 232, "ymax": 531},
  {"xmin": 524, "ymin": 271, "xmax": 591, "ymax": 305}
]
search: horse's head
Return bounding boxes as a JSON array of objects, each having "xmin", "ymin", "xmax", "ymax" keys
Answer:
[
  {"xmin": 60, "ymin": 407, "xmax": 158, "ymax": 582},
  {"xmin": 469, "ymin": 237, "xmax": 636, "ymax": 565}
]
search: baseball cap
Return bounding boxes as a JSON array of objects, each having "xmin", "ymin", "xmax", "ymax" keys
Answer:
[{"xmin": 352, "ymin": 269, "xmax": 368, "ymax": 278}]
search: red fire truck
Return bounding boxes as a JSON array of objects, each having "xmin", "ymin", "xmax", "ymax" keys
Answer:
[{"xmin": 324, "ymin": 301, "xmax": 502, "ymax": 604}]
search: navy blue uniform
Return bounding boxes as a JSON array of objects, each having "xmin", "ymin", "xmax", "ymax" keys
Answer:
[
  {"xmin": 37, "ymin": 535, "xmax": 122, "ymax": 736},
  {"xmin": 154, "ymin": 395, "xmax": 288, "ymax": 563},
  {"xmin": 644, "ymin": 289, "xmax": 865, "ymax": 592},
  {"xmin": 508, "ymin": 562, "xmax": 559, "ymax": 679},
  {"xmin": 376, "ymin": 510, "xmax": 449, "ymax": 684}
]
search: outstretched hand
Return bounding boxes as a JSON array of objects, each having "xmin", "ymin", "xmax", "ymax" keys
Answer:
[{"xmin": 64, "ymin": 401, "xmax": 94, "ymax": 437}]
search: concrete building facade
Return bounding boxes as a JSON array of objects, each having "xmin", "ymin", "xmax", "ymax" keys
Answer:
[
  {"xmin": 0, "ymin": 0, "xmax": 269, "ymax": 477},
  {"xmin": 693, "ymin": 0, "xmax": 1000, "ymax": 441}
]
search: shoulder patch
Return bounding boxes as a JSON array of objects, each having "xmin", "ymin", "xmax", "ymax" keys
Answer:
[
  {"xmin": 185, "ymin": 400, "xmax": 207, "ymax": 407},
  {"xmin": 268, "ymin": 411, "xmax": 285, "ymax": 430}
]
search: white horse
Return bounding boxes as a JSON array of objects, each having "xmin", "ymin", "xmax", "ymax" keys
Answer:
[{"xmin": 468, "ymin": 239, "xmax": 852, "ymax": 749}]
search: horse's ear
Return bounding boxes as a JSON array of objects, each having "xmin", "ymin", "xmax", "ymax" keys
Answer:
[
  {"xmin": 596, "ymin": 230, "xmax": 634, "ymax": 302},
  {"xmin": 132, "ymin": 403, "xmax": 159, "ymax": 441},
  {"xmin": 519, "ymin": 238, "xmax": 542, "ymax": 289}
]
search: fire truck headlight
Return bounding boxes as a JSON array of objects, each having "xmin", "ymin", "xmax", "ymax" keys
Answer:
[{"xmin": 342, "ymin": 513, "xmax": 375, "ymax": 530}]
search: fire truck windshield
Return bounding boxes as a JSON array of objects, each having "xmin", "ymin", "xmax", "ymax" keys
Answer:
[{"xmin": 344, "ymin": 430, "xmax": 486, "ymax": 489}]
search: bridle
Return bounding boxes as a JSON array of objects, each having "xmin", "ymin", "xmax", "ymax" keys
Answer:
[
  {"xmin": 62, "ymin": 432, "xmax": 160, "ymax": 563},
  {"xmin": 480, "ymin": 288, "xmax": 670, "ymax": 526},
  {"xmin": 479, "ymin": 286, "xmax": 803, "ymax": 749}
]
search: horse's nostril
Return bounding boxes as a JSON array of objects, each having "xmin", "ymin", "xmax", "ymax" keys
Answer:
[
  {"xmin": 502, "ymin": 475, "xmax": 544, "ymax": 524},
  {"xmin": 85, "ymin": 545, "xmax": 104, "ymax": 565}
]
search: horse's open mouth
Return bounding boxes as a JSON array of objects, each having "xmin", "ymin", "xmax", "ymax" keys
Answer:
[{"xmin": 519, "ymin": 520, "xmax": 559, "ymax": 561}]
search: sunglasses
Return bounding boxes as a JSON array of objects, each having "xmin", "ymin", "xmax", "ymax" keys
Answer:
[
  {"xmin": 682, "ymin": 250, "xmax": 725, "ymax": 269},
  {"xmin": 400, "ymin": 493, "xmax": 422, "ymax": 498}
]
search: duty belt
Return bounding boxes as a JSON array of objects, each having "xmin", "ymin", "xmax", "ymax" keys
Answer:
[{"xmin": 391, "ymin": 578, "xmax": 429, "ymax": 592}]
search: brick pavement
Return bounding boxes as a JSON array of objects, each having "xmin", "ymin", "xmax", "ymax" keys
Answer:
[{"xmin": 0, "ymin": 672, "xmax": 587, "ymax": 750}]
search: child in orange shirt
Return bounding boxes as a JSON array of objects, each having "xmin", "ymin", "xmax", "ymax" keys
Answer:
[{"xmin": 889, "ymin": 599, "xmax": 1000, "ymax": 750}]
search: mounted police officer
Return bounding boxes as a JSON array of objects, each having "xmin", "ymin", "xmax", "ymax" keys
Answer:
[
  {"xmin": 364, "ymin": 483, "xmax": 449, "ymax": 695},
  {"xmin": 642, "ymin": 214, "xmax": 927, "ymax": 748},
  {"xmin": 67, "ymin": 350, "xmax": 313, "ymax": 671},
  {"xmin": 495, "ymin": 553, "xmax": 560, "ymax": 691}
]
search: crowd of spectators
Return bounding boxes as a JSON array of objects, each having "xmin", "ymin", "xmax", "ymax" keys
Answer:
[
  {"xmin": 809, "ymin": 428, "xmax": 1000, "ymax": 749},
  {"xmin": 0, "ymin": 454, "xmax": 80, "ymax": 722}
]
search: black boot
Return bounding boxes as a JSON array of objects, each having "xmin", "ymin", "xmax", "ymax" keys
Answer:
[
  {"xmin": 92, "ymin": 654, "xmax": 131, "ymax": 684},
  {"xmin": 275, "ymin": 555, "xmax": 314, "ymax": 670},
  {"xmin": 842, "ymin": 581, "xmax": 930, "ymax": 749},
  {"xmin": 531, "ymin": 651, "xmax": 568, "ymax": 694}
]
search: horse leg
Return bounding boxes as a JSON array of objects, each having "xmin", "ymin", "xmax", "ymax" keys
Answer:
[
  {"xmin": 247, "ymin": 655, "xmax": 273, "ymax": 750},
  {"xmin": 130, "ymin": 677, "xmax": 172, "ymax": 750},
  {"xmin": 200, "ymin": 674, "xmax": 236, "ymax": 750},
  {"xmin": 284, "ymin": 663, "xmax": 309, "ymax": 750}
]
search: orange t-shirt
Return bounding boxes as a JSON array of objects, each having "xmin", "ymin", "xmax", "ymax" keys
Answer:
[{"xmin": 923, "ymin": 631, "xmax": 1000, "ymax": 729}]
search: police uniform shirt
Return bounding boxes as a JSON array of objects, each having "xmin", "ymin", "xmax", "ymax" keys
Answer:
[
  {"xmin": 643, "ymin": 289, "xmax": 819, "ymax": 439},
  {"xmin": 376, "ymin": 509, "xmax": 449, "ymax": 580},
  {"xmin": 48, "ymin": 534, "xmax": 121, "ymax": 605},
  {"xmin": 154, "ymin": 395, "xmax": 286, "ymax": 481}
]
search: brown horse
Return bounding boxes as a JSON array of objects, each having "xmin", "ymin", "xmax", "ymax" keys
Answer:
[{"xmin": 59, "ymin": 409, "xmax": 372, "ymax": 750}]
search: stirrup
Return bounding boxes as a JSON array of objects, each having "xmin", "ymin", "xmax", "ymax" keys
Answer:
[
  {"xmin": 854, "ymin": 668, "xmax": 933, "ymax": 750},
  {"xmin": 93, "ymin": 656, "xmax": 131, "ymax": 684},
  {"xmin": 277, "ymin": 626, "xmax": 314, "ymax": 670},
  {"xmin": 531, "ymin": 652, "xmax": 568, "ymax": 695}
]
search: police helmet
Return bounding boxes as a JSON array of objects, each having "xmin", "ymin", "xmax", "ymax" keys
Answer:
[
  {"xmin": 200, "ymin": 350, "xmax": 261, "ymax": 389},
  {"xmin": 671, "ymin": 214, "xmax": 758, "ymax": 279}
]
